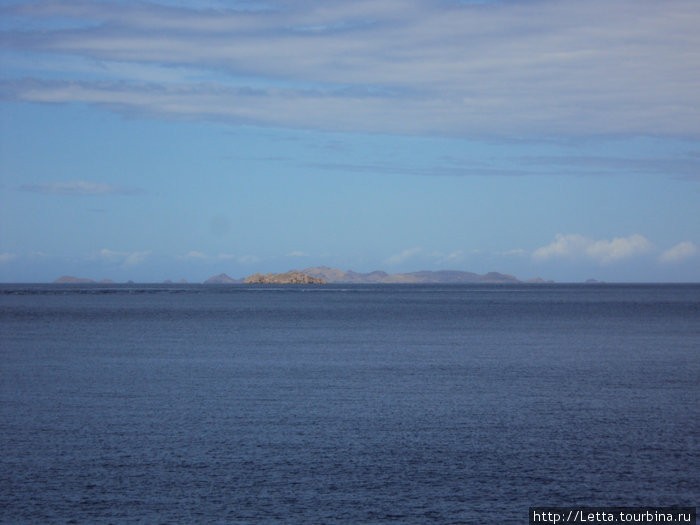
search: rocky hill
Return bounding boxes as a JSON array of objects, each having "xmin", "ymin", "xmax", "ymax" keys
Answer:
[
  {"xmin": 53, "ymin": 276, "xmax": 96, "ymax": 283},
  {"xmin": 300, "ymin": 266, "xmax": 521, "ymax": 284},
  {"xmin": 244, "ymin": 271, "xmax": 327, "ymax": 284},
  {"xmin": 204, "ymin": 273, "xmax": 242, "ymax": 284}
]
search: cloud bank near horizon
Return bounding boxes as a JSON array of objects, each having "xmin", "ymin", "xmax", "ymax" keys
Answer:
[
  {"xmin": 660, "ymin": 241, "xmax": 699, "ymax": 263},
  {"xmin": 2, "ymin": 234, "xmax": 699, "ymax": 283},
  {"xmin": 2, "ymin": 0, "xmax": 699, "ymax": 137},
  {"xmin": 532, "ymin": 234, "xmax": 654, "ymax": 264}
]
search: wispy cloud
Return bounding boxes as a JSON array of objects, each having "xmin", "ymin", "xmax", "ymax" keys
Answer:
[
  {"xmin": 440, "ymin": 251, "xmax": 467, "ymax": 264},
  {"xmin": 235, "ymin": 254, "xmax": 260, "ymax": 265},
  {"xmin": 95, "ymin": 248, "xmax": 151, "ymax": 265},
  {"xmin": 219, "ymin": 253, "xmax": 260, "ymax": 264},
  {"xmin": 305, "ymin": 160, "xmax": 531, "ymax": 177},
  {"xmin": 384, "ymin": 247, "xmax": 424, "ymax": 266},
  {"xmin": 18, "ymin": 180, "xmax": 143, "ymax": 196},
  {"xmin": 123, "ymin": 251, "xmax": 150, "ymax": 266},
  {"xmin": 659, "ymin": 241, "xmax": 699, "ymax": 263},
  {"xmin": 2, "ymin": 0, "xmax": 699, "ymax": 137},
  {"xmin": 179, "ymin": 250, "xmax": 209, "ymax": 260},
  {"xmin": 533, "ymin": 234, "xmax": 654, "ymax": 264},
  {"xmin": 181, "ymin": 252, "xmax": 261, "ymax": 264},
  {"xmin": 384, "ymin": 247, "xmax": 529, "ymax": 267},
  {"xmin": 514, "ymin": 155, "xmax": 700, "ymax": 181}
]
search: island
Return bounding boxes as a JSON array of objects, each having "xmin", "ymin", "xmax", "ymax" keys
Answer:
[
  {"xmin": 51, "ymin": 267, "xmax": 551, "ymax": 285},
  {"xmin": 204, "ymin": 273, "xmax": 242, "ymax": 284},
  {"xmin": 300, "ymin": 266, "xmax": 523, "ymax": 284},
  {"xmin": 54, "ymin": 276, "xmax": 96, "ymax": 283},
  {"xmin": 201, "ymin": 266, "xmax": 553, "ymax": 284},
  {"xmin": 53, "ymin": 276, "xmax": 116, "ymax": 283},
  {"xmin": 243, "ymin": 271, "xmax": 327, "ymax": 284}
]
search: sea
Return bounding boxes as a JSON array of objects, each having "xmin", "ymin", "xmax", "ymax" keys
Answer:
[{"xmin": 0, "ymin": 283, "xmax": 698, "ymax": 524}]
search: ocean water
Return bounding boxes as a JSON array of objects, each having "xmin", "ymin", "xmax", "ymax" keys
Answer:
[{"xmin": 0, "ymin": 283, "xmax": 698, "ymax": 524}]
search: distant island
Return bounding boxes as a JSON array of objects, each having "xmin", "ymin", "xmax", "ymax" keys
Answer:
[
  {"xmin": 238, "ymin": 267, "xmax": 550, "ymax": 284},
  {"xmin": 204, "ymin": 273, "xmax": 243, "ymax": 284},
  {"xmin": 298, "ymin": 266, "xmax": 547, "ymax": 284},
  {"xmin": 53, "ymin": 276, "xmax": 114, "ymax": 284},
  {"xmin": 53, "ymin": 267, "xmax": 554, "ymax": 285},
  {"xmin": 244, "ymin": 271, "xmax": 327, "ymax": 284}
]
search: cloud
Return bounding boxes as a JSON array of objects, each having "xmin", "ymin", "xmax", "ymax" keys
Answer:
[
  {"xmin": 179, "ymin": 250, "xmax": 209, "ymax": 259},
  {"xmin": 97, "ymin": 248, "xmax": 124, "ymax": 261},
  {"xmin": 122, "ymin": 251, "xmax": 151, "ymax": 266},
  {"xmin": 96, "ymin": 248, "xmax": 151, "ymax": 265},
  {"xmin": 18, "ymin": 180, "xmax": 143, "ymax": 195},
  {"xmin": 286, "ymin": 251, "xmax": 309, "ymax": 257},
  {"xmin": 442, "ymin": 251, "xmax": 466, "ymax": 263},
  {"xmin": 2, "ymin": 0, "xmax": 699, "ymax": 137},
  {"xmin": 533, "ymin": 234, "xmax": 653, "ymax": 264},
  {"xmin": 185, "ymin": 251, "xmax": 208, "ymax": 259},
  {"xmin": 305, "ymin": 160, "xmax": 532, "ymax": 177},
  {"xmin": 236, "ymin": 254, "xmax": 260, "ymax": 265},
  {"xmin": 197, "ymin": 252, "xmax": 261, "ymax": 264},
  {"xmin": 218, "ymin": 253, "xmax": 248, "ymax": 263},
  {"xmin": 384, "ymin": 247, "xmax": 423, "ymax": 266},
  {"xmin": 659, "ymin": 241, "xmax": 699, "ymax": 263},
  {"xmin": 0, "ymin": 253, "xmax": 18, "ymax": 263},
  {"xmin": 514, "ymin": 155, "xmax": 700, "ymax": 181}
]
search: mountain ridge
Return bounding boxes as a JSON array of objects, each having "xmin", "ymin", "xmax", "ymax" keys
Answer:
[
  {"xmin": 52, "ymin": 267, "xmax": 552, "ymax": 284},
  {"xmin": 299, "ymin": 266, "xmax": 530, "ymax": 284},
  {"xmin": 244, "ymin": 271, "xmax": 326, "ymax": 284},
  {"xmin": 204, "ymin": 273, "xmax": 243, "ymax": 284}
]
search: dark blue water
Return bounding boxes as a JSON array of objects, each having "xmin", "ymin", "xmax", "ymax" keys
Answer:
[{"xmin": 1, "ymin": 284, "xmax": 698, "ymax": 523}]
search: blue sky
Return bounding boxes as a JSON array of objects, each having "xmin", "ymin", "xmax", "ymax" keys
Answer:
[{"xmin": 1, "ymin": 0, "xmax": 699, "ymax": 282}]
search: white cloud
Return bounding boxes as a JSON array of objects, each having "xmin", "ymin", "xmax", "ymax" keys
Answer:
[
  {"xmin": 18, "ymin": 180, "xmax": 143, "ymax": 195},
  {"xmin": 237, "ymin": 254, "xmax": 260, "ymax": 265},
  {"xmin": 179, "ymin": 250, "xmax": 209, "ymax": 259},
  {"xmin": 98, "ymin": 248, "xmax": 124, "ymax": 260},
  {"xmin": 286, "ymin": 251, "xmax": 309, "ymax": 257},
  {"xmin": 96, "ymin": 248, "xmax": 151, "ymax": 265},
  {"xmin": 442, "ymin": 250, "xmax": 466, "ymax": 263},
  {"xmin": 384, "ymin": 247, "xmax": 423, "ymax": 266},
  {"xmin": 587, "ymin": 235, "xmax": 654, "ymax": 264},
  {"xmin": 659, "ymin": 241, "xmax": 699, "ymax": 263},
  {"xmin": 217, "ymin": 253, "xmax": 260, "ymax": 264},
  {"xmin": 2, "ymin": 0, "xmax": 699, "ymax": 137},
  {"xmin": 122, "ymin": 251, "xmax": 151, "ymax": 266},
  {"xmin": 218, "ymin": 253, "xmax": 260, "ymax": 264},
  {"xmin": 533, "ymin": 234, "xmax": 590, "ymax": 260},
  {"xmin": 533, "ymin": 234, "xmax": 653, "ymax": 264}
]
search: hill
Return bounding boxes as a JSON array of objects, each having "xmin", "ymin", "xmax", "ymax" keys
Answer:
[
  {"xmin": 244, "ymin": 271, "xmax": 326, "ymax": 284},
  {"xmin": 300, "ymin": 266, "xmax": 521, "ymax": 284},
  {"xmin": 53, "ymin": 276, "xmax": 96, "ymax": 283},
  {"xmin": 204, "ymin": 273, "xmax": 242, "ymax": 284}
]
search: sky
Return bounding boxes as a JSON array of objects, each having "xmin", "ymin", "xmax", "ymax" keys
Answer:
[{"xmin": 0, "ymin": 0, "xmax": 699, "ymax": 283}]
